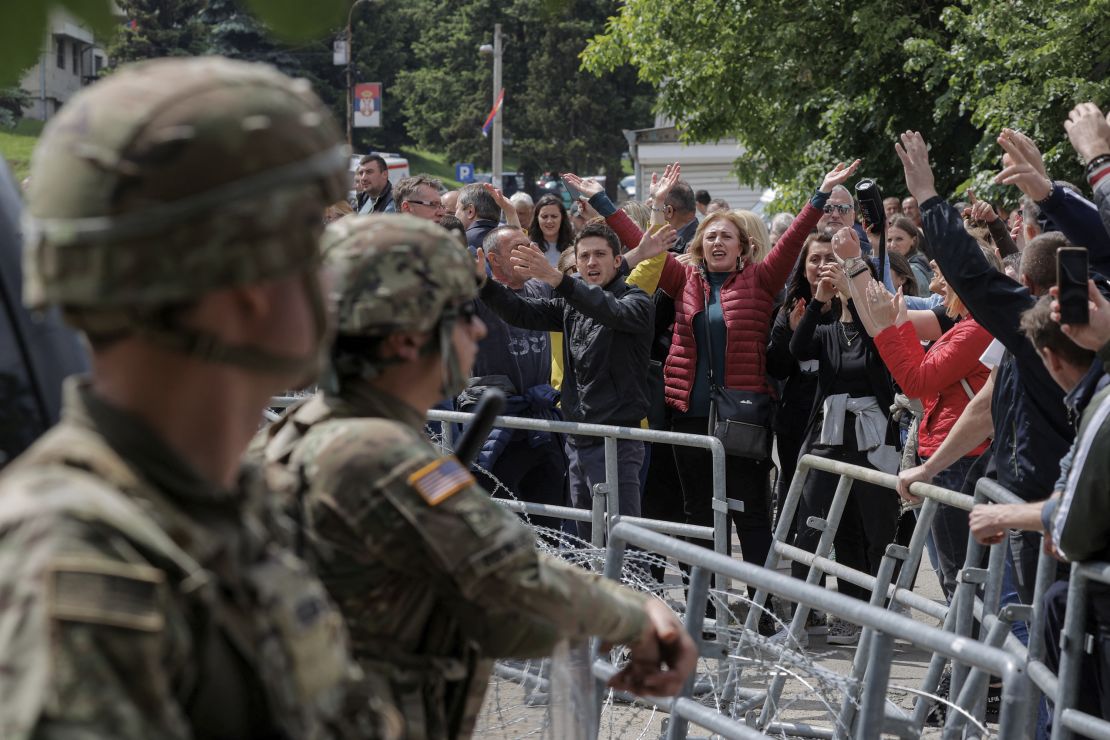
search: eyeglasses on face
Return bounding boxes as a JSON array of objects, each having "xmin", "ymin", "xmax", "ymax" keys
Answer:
[
  {"xmin": 441, "ymin": 301, "xmax": 479, "ymax": 325},
  {"xmin": 406, "ymin": 199, "xmax": 444, "ymax": 209},
  {"xmin": 822, "ymin": 204, "xmax": 853, "ymax": 215}
]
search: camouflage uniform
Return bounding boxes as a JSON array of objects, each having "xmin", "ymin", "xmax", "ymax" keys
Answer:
[
  {"xmin": 256, "ymin": 215, "xmax": 650, "ymax": 739},
  {"xmin": 0, "ymin": 57, "xmax": 386, "ymax": 739}
]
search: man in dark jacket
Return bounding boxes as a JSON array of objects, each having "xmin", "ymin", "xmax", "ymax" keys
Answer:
[
  {"xmin": 464, "ymin": 225, "xmax": 566, "ymax": 532},
  {"xmin": 479, "ymin": 222, "xmax": 654, "ymax": 541},
  {"xmin": 896, "ymin": 132, "xmax": 1081, "ymax": 605},
  {"xmin": 664, "ymin": 180, "xmax": 700, "ymax": 253},
  {"xmin": 354, "ymin": 154, "xmax": 395, "ymax": 215},
  {"xmin": 456, "ymin": 183, "xmax": 502, "ymax": 255}
]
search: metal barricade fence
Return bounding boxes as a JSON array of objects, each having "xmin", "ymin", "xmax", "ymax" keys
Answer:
[
  {"xmin": 424, "ymin": 408, "xmax": 735, "ymax": 574},
  {"xmin": 598, "ymin": 522, "xmax": 1031, "ymax": 740},
  {"xmin": 268, "ymin": 396, "xmax": 1110, "ymax": 739}
]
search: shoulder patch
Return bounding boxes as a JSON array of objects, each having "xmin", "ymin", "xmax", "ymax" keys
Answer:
[
  {"xmin": 406, "ymin": 457, "xmax": 475, "ymax": 506},
  {"xmin": 47, "ymin": 556, "xmax": 165, "ymax": 632}
]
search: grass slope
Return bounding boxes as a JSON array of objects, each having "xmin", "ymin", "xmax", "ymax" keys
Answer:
[{"xmin": 0, "ymin": 119, "xmax": 44, "ymax": 183}]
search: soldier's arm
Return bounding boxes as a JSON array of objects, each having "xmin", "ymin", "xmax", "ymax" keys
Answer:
[
  {"xmin": 0, "ymin": 515, "xmax": 192, "ymax": 740},
  {"xmin": 314, "ymin": 428, "xmax": 648, "ymax": 656}
]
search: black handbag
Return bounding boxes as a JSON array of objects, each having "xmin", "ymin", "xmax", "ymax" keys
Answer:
[{"xmin": 701, "ymin": 273, "xmax": 773, "ymax": 460}]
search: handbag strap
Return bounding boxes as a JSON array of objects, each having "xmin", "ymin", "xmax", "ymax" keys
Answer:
[{"xmin": 700, "ymin": 268, "xmax": 721, "ymax": 392}]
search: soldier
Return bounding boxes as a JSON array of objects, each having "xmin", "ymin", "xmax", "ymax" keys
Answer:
[
  {"xmin": 0, "ymin": 57, "xmax": 389, "ymax": 738},
  {"xmin": 256, "ymin": 214, "xmax": 697, "ymax": 739}
]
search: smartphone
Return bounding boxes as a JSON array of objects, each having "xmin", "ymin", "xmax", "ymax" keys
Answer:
[
  {"xmin": 1057, "ymin": 247, "xmax": 1089, "ymax": 325},
  {"xmin": 560, "ymin": 175, "xmax": 583, "ymax": 202}
]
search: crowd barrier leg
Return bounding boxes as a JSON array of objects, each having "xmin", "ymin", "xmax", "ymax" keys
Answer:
[
  {"xmin": 1052, "ymin": 562, "xmax": 1087, "ymax": 740},
  {"xmin": 603, "ymin": 436, "xmax": 619, "ymax": 541},
  {"xmin": 836, "ymin": 542, "xmax": 902, "ymax": 735},
  {"xmin": 590, "ymin": 482, "xmax": 606, "ymax": 550},
  {"xmin": 757, "ymin": 472, "xmax": 855, "ymax": 728},
  {"xmin": 856, "ymin": 629, "xmax": 896, "ymax": 739},
  {"xmin": 665, "ymin": 566, "xmax": 710, "ymax": 740}
]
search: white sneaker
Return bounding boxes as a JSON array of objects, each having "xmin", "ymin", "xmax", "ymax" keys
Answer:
[
  {"xmin": 826, "ymin": 617, "xmax": 861, "ymax": 646},
  {"xmin": 768, "ymin": 625, "xmax": 809, "ymax": 650}
]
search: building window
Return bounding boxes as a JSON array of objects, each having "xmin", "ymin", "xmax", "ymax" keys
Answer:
[
  {"xmin": 56, "ymin": 38, "xmax": 65, "ymax": 69},
  {"xmin": 72, "ymin": 45, "xmax": 79, "ymax": 75},
  {"xmin": 94, "ymin": 56, "xmax": 103, "ymax": 74}
]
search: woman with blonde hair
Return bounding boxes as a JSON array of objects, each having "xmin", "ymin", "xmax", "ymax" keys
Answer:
[
  {"xmin": 647, "ymin": 160, "xmax": 860, "ymax": 584},
  {"xmin": 732, "ymin": 210, "xmax": 771, "ymax": 264}
]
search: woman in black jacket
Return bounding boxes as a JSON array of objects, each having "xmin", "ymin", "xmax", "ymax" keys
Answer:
[
  {"xmin": 767, "ymin": 231, "xmax": 839, "ymax": 536},
  {"xmin": 787, "ymin": 229, "xmax": 900, "ymax": 645}
]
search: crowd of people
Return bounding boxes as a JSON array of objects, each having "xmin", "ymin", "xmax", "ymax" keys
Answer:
[
  {"xmin": 345, "ymin": 101, "xmax": 1110, "ymax": 729},
  {"xmin": 4, "ymin": 49, "xmax": 1110, "ymax": 738}
]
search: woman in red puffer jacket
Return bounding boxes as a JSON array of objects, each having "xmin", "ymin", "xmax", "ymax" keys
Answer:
[
  {"xmin": 862, "ymin": 248, "xmax": 997, "ymax": 598},
  {"xmin": 650, "ymin": 160, "xmax": 861, "ymax": 574}
]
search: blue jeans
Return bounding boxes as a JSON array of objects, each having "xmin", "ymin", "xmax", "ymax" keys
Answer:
[
  {"xmin": 922, "ymin": 455, "xmax": 978, "ymax": 600},
  {"xmin": 566, "ymin": 436, "xmax": 644, "ymax": 543}
]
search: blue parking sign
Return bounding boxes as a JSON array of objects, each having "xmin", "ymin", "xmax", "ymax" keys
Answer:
[{"xmin": 455, "ymin": 163, "xmax": 475, "ymax": 183}]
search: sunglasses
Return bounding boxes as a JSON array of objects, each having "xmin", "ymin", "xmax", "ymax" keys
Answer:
[
  {"xmin": 406, "ymin": 199, "xmax": 444, "ymax": 209},
  {"xmin": 441, "ymin": 301, "xmax": 479, "ymax": 325},
  {"xmin": 822, "ymin": 204, "xmax": 853, "ymax": 215}
]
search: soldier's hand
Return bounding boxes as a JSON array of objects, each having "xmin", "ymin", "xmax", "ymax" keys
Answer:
[{"xmin": 609, "ymin": 599, "xmax": 696, "ymax": 696}]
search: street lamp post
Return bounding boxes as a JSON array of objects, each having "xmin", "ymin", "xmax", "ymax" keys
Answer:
[
  {"xmin": 345, "ymin": 0, "xmax": 370, "ymax": 150},
  {"xmin": 479, "ymin": 24, "xmax": 503, "ymax": 191}
]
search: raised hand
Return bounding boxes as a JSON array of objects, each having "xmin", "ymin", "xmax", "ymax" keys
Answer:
[
  {"xmin": 562, "ymin": 172, "xmax": 603, "ymax": 198},
  {"xmin": 866, "ymin": 280, "xmax": 898, "ymax": 330},
  {"xmin": 509, "ymin": 242, "xmax": 564, "ymax": 287},
  {"xmin": 1064, "ymin": 102, "xmax": 1110, "ymax": 163},
  {"xmin": 965, "ymin": 189, "xmax": 997, "ymax": 223},
  {"xmin": 638, "ymin": 224, "xmax": 677, "ymax": 259},
  {"xmin": 819, "ymin": 159, "xmax": 862, "ymax": 193},
  {"xmin": 482, "ymin": 183, "xmax": 520, "ymax": 228},
  {"xmin": 894, "ymin": 131, "xmax": 939, "ymax": 203},
  {"xmin": 815, "ymin": 266, "xmax": 839, "ymax": 302},
  {"xmin": 1050, "ymin": 280, "xmax": 1110, "ymax": 351},
  {"xmin": 1010, "ymin": 212, "xmax": 1025, "ymax": 251},
  {"xmin": 474, "ymin": 247, "xmax": 489, "ymax": 284},
  {"xmin": 831, "ymin": 226, "xmax": 862, "ymax": 260},
  {"xmin": 788, "ymin": 299, "xmax": 807, "ymax": 330},
  {"xmin": 995, "ymin": 129, "xmax": 1052, "ymax": 200},
  {"xmin": 648, "ymin": 162, "xmax": 681, "ymax": 202}
]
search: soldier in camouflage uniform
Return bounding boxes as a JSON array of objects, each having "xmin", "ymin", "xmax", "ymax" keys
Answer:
[
  {"xmin": 256, "ymin": 214, "xmax": 696, "ymax": 739},
  {"xmin": 0, "ymin": 57, "xmax": 394, "ymax": 738}
]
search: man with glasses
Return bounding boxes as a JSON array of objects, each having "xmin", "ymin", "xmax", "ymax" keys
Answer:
[
  {"xmin": 818, "ymin": 184, "xmax": 872, "ymax": 257},
  {"xmin": 663, "ymin": 179, "xmax": 699, "ymax": 253},
  {"xmin": 394, "ymin": 174, "xmax": 446, "ymax": 221}
]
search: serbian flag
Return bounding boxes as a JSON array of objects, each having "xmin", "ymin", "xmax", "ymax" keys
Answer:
[{"xmin": 481, "ymin": 89, "xmax": 505, "ymax": 137}]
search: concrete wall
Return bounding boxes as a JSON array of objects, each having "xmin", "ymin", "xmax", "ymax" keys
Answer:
[{"xmin": 20, "ymin": 9, "xmax": 109, "ymax": 121}]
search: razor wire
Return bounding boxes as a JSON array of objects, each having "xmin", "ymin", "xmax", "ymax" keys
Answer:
[{"xmin": 265, "ymin": 398, "xmax": 1108, "ymax": 738}]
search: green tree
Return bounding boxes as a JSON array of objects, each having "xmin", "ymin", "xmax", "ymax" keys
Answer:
[
  {"xmin": 582, "ymin": 1, "xmax": 982, "ymax": 209},
  {"xmin": 0, "ymin": 87, "xmax": 32, "ymax": 128},
  {"xmin": 107, "ymin": 0, "xmax": 208, "ymax": 65},
  {"xmin": 904, "ymin": 0, "xmax": 1110, "ymax": 198},
  {"xmin": 400, "ymin": 0, "xmax": 653, "ymax": 193},
  {"xmin": 202, "ymin": 0, "xmax": 305, "ymax": 77}
]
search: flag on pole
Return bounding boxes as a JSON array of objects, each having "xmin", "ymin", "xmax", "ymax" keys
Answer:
[{"xmin": 481, "ymin": 89, "xmax": 505, "ymax": 138}]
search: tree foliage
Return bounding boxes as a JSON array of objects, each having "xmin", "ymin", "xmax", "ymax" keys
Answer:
[
  {"xmin": 583, "ymin": 0, "xmax": 1110, "ymax": 210},
  {"xmin": 107, "ymin": 0, "xmax": 208, "ymax": 64},
  {"xmin": 400, "ymin": 0, "xmax": 653, "ymax": 192}
]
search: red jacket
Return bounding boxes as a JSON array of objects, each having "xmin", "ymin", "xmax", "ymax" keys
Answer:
[
  {"xmin": 658, "ymin": 202, "xmax": 822, "ymax": 412},
  {"xmin": 873, "ymin": 319, "xmax": 992, "ymax": 457}
]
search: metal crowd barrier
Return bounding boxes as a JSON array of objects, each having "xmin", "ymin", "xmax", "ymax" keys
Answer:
[
  {"xmin": 425, "ymin": 408, "xmax": 735, "ymax": 575},
  {"xmin": 597, "ymin": 522, "xmax": 1030, "ymax": 740},
  {"xmin": 266, "ymin": 397, "xmax": 1110, "ymax": 739}
]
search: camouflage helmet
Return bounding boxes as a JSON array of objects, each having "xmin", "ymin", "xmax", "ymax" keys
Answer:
[
  {"xmin": 323, "ymin": 214, "xmax": 477, "ymax": 337},
  {"xmin": 23, "ymin": 56, "xmax": 348, "ymax": 323},
  {"xmin": 320, "ymin": 214, "xmax": 478, "ymax": 393}
]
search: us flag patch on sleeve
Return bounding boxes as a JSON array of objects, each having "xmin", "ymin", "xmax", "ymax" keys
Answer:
[{"xmin": 407, "ymin": 457, "xmax": 475, "ymax": 506}]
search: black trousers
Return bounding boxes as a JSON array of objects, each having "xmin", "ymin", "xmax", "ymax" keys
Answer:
[
  {"xmin": 1043, "ymin": 579, "xmax": 1110, "ymax": 738},
  {"xmin": 476, "ymin": 436, "xmax": 567, "ymax": 534},
  {"xmin": 671, "ymin": 417, "xmax": 773, "ymax": 569},
  {"xmin": 789, "ymin": 439, "xmax": 900, "ymax": 601}
]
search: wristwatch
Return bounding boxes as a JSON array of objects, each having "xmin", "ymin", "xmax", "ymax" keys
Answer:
[{"xmin": 843, "ymin": 257, "xmax": 869, "ymax": 278}]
